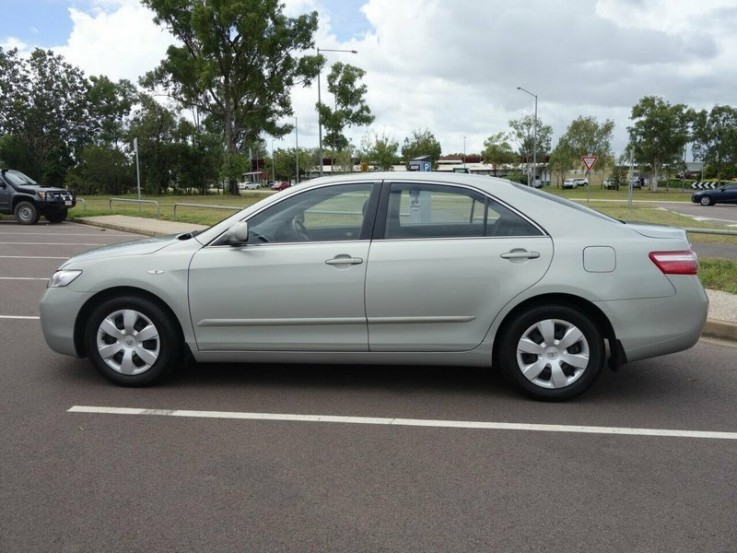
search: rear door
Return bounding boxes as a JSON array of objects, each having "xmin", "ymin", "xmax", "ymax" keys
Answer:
[{"xmin": 365, "ymin": 181, "xmax": 553, "ymax": 352}]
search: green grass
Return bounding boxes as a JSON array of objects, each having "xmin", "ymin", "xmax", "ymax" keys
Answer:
[{"xmin": 699, "ymin": 258, "xmax": 737, "ymax": 294}]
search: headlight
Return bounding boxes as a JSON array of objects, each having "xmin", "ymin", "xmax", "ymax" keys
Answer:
[
  {"xmin": 37, "ymin": 191, "xmax": 46, "ymax": 200},
  {"xmin": 48, "ymin": 270, "xmax": 82, "ymax": 288}
]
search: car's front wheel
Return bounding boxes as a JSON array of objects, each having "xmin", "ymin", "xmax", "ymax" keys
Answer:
[
  {"xmin": 498, "ymin": 305, "xmax": 604, "ymax": 401},
  {"xmin": 85, "ymin": 295, "xmax": 181, "ymax": 386},
  {"xmin": 14, "ymin": 201, "xmax": 39, "ymax": 225},
  {"xmin": 700, "ymin": 196, "xmax": 713, "ymax": 206}
]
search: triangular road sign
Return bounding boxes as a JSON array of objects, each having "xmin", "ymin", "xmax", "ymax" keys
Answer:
[{"xmin": 582, "ymin": 155, "xmax": 598, "ymax": 171}]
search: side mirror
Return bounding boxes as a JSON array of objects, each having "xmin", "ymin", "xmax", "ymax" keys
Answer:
[{"xmin": 226, "ymin": 221, "xmax": 249, "ymax": 246}]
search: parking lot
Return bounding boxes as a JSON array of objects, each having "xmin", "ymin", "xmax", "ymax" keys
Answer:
[{"xmin": 2, "ymin": 219, "xmax": 737, "ymax": 552}]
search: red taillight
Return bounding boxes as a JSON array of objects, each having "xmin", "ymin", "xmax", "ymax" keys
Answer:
[{"xmin": 649, "ymin": 250, "xmax": 698, "ymax": 275}]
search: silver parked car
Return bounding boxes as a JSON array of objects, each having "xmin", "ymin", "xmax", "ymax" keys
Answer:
[{"xmin": 40, "ymin": 173, "xmax": 708, "ymax": 400}]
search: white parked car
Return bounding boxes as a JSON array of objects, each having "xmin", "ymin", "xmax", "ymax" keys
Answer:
[
  {"xmin": 563, "ymin": 178, "xmax": 588, "ymax": 189},
  {"xmin": 238, "ymin": 182, "xmax": 260, "ymax": 190}
]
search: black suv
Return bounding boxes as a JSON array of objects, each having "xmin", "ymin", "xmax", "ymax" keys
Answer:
[{"xmin": 0, "ymin": 169, "xmax": 76, "ymax": 224}]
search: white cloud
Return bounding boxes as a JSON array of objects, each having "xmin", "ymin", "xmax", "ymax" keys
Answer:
[
  {"xmin": 0, "ymin": 36, "xmax": 30, "ymax": 51},
  {"xmin": 56, "ymin": 0, "xmax": 173, "ymax": 83},
  {"xmin": 7, "ymin": 0, "xmax": 737, "ymax": 158}
]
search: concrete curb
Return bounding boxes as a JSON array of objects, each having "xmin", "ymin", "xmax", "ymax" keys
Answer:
[
  {"xmin": 702, "ymin": 320, "xmax": 737, "ymax": 342},
  {"xmin": 72, "ymin": 215, "xmax": 736, "ymax": 344}
]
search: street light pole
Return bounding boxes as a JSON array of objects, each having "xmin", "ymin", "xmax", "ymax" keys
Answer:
[
  {"xmin": 317, "ymin": 47, "xmax": 357, "ymax": 177},
  {"xmin": 294, "ymin": 116, "xmax": 299, "ymax": 184},
  {"xmin": 517, "ymin": 86, "xmax": 538, "ymax": 187}
]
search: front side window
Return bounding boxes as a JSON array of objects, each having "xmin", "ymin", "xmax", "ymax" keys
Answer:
[
  {"xmin": 384, "ymin": 183, "xmax": 542, "ymax": 239},
  {"xmin": 245, "ymin": 183, "xmax": 374, "ymax": 244}
]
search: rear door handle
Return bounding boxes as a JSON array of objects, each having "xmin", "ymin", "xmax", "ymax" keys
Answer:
[
  {"xmin": 325, "ymin": 255, "xmax": 364, "ymax": 266},
  {"xmin": 501, "ymin": 249, "xmax": 540, "ymax": 260}
]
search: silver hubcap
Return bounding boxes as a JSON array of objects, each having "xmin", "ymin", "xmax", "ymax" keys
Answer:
[
  {"xmin": 96, "ymin": 309, "xmax": 160, "ymax": 375},
  {"xmin": 516, "ymin": 318, "xmax": 590, "ymax": 389},
  {"xmin": 18, "ymin": 207, "xmax": 33, "ymax": 220}
]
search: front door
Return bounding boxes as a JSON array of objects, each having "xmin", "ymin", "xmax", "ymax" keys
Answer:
[{"xmin": 188, "ymin": 182, "xmax": 377, "ymax": 352}]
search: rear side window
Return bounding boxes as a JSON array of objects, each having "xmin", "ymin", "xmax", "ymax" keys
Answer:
[{"xmin": 384, "ymin": 183, "xmax": 542, "ymax": 239}]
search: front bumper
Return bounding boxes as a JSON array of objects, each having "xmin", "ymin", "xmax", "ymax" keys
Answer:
[{"xmin": 39, "ymin": 287, "xmax": 92, "ymax": 357}]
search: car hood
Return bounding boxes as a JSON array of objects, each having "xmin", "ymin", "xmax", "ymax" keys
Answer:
[
  {"xmin": 59, "ymin": 235, "xmax": 183, "ymax": 268},
  {"xmin": 15, "ymin": 184, "xmax": 69, "ymax": 194}
]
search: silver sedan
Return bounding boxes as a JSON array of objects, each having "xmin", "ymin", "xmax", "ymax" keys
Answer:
[{"xmin": 40, "ymin": 173, "xmax": 708, "ymax": 400}]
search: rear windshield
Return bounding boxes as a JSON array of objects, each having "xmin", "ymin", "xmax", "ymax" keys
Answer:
[{"xmin": 512, "ymin": 183, "xmax": 620, "ymax": 223}]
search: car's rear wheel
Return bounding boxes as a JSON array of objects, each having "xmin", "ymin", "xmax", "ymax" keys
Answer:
[
  {"xmin": 700, "ymin": 196, "xmax": 713, "ymax": 206},
  {"xmin": 84, "ymin": 295, "xmax": 181, "ymax": 386},
  {"xmin": 498, "ymin": 305, "xmax": 604, "ymax": 401},
  {"xmin": 46, "ymin": 208, "xmax": 68, "ymax": 223},
  {"xmin": 14, "ymin": 201, "xmax": 39, "ymax": 225}
]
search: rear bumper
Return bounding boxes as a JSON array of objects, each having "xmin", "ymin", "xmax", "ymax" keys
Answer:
[{"xmin": 597, "ymin": 278, "xmax": 708, "ymax": 363}]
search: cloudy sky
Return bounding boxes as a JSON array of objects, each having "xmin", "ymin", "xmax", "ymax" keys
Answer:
[{"xmin": 3, "ymin": 0, "xmax": 737, "ymax": 159}]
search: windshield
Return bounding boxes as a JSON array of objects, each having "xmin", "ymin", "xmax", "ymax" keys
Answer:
[{"xmin": 2, "ymin": 170, "xmax": 37, "ymax": 186}]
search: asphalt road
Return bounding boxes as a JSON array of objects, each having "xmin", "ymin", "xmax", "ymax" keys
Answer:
[
  {"xmin": 664, "ymin": 201, "xmax": 737, "ymax": 226},
  {"xmin": 664, "ymin": 202, "xmax": 737, "ymax": 259},
  {"xmin": 1, "ymin": 220, "xmax": 736, "ymax": 553}
]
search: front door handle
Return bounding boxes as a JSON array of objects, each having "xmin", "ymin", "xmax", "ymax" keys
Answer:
[
  {"xmin": 501, "ymin": 249, "xmax": 540, "ymax": 260},
  {"xmin": 325, "ymin": 255, "xmax": 364, "ymax": 266}
]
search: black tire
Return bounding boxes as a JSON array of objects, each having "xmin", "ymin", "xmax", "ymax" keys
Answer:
[
  {"xmin": 14, "ymin": 201, "xmax": 39, "ymax": 225},
  {"xmin": 84, "ymin": 295, "xmax": 181, "ymax": 386},
  {"xmin": 498, "ymin": 304, "xmax": 605, "ymax": 401},
  {"xmin": 46, "ymin": 208, "xmax": 68, "ymax": 223},
  {"xmin": 700, "ymin": 196, "xmax": 713, "ymax": 206}
]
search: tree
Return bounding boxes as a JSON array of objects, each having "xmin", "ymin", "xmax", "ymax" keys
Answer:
[
  {"xmin": 88, "ymin": 76, "xmax": 138, "ymax": 147},
  {"xmin": 141, "ymin": 0, "xmax": 320, "ymax": 194},
  {"xmin": 268, "ymin": 147, "xmax": 309, "ymax": 181},
  {"xmin": 692, "ymin": 105, "xmax": 737, "ymax": 180},
  {"xmin": 481, "ymin": 132, "xmax": 517, "ymax": 175},
  {"xmin": 555, "ymin": 116, "xmax": 615, "ymax": 183},
  {"xmin": 628, "ymin": 96, "xmax": 693, "ymax": 190},
  {"xmin": 547, "ymin": 139, "xmax": 576, "ymax": 188},
  {"xmin": 361, "ymin": 131, "xmax": 399, "ymax": 170},
  {"xmin": 65, "ymin": 144, "xmax": 134, "ymax": 195},
  {"xmin": 319, "ymin": 62, "xmax": 374, "ymax": 154},
  {"xmin": 0, "ymin": 47, "xmax": 99, "ymax": 184},
  {"xmin": 401, "ymin": 129, "xmax": 442, "ymax": 169},
  {"xmin": 127, "ymin": 94, "xmax": 204, "ymax": 194},
  {"xmin": 509, "ymin": 114, "xmax": 552, "ymax": 185}
]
